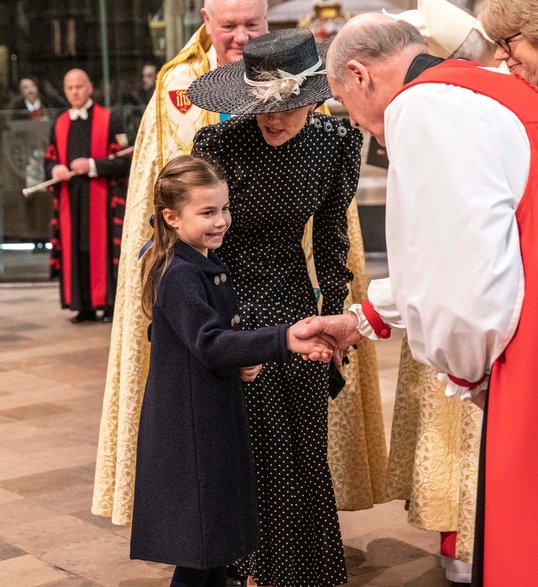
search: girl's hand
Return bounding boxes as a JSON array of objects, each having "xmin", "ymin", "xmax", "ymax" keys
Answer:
[
  {"xmin": 241, "ymin": 364, "xmax": 263, "ymax": 382},
  {"xmin": 286, "ymin": 327, "xmax": 335, "ymax": 363}
]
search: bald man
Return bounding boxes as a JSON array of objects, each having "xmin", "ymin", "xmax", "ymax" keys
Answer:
[{"xmin": 45, "ymin": 69, "xmax": 130, "ymax": 323}]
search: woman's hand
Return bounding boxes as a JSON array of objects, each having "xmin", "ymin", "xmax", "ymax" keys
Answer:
[{"xmin": 241, "ymin": 364, "xmax": 263, "ymax": 382}]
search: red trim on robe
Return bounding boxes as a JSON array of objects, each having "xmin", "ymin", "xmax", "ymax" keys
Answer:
[
  {"xmin": 55, "ymin": 112, "xmax": 73, "ymax": 306},
  {"xmin": 45, "ymin": 144, "xmax": 58, "ymax": 161},
  {"xmin": 53, "ymin": 105, "xmax": 112, "ymax": 308},
  {"xmin": 89, "ymin": 104, "xmax": 110, "ymax": 308},
  {"xmin": 447, "ymin": 373, "xmax": 487, "ymax": 390},
  {"xmin": 362, "ymin": 299, "xmax": 391, "ymax": 339}
]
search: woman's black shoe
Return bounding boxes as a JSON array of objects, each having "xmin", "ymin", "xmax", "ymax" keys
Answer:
[{"xmin": 71, "ymin": 310, "xmax": 97, "ymax": 323}]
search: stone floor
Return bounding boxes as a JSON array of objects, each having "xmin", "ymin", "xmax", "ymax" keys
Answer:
[{"xmin": 0, "ymin": 281, "xmax": 452, "ymax": 587}]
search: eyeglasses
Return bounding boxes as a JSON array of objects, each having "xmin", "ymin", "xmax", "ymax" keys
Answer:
[{"xmin": 496, "ymin": 32, "xmax": 523, "ymax": 53}]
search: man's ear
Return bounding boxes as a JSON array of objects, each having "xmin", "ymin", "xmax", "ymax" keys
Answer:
[
  {"xmin": 201, "ymin": 7, "xmax": 211, "ymax": 30},
  {"xmin": 162, "ymin": 208, "xmax": 179, "ymax": 229},
  {"xmin": 346, "ymin": 60, "xmax": 370, "ymax": 88}
]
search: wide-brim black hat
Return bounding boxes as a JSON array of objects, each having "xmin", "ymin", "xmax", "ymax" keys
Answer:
[{"xmin": 187, "ymin": 29, "xmax": 332, "ymax": 115}]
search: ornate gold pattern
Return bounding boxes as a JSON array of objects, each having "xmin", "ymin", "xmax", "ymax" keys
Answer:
[{"xmin": 386, "ymin": 336, "xmax": 482, "ymax": 563}]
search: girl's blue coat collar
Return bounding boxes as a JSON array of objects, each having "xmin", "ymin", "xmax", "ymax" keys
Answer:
[{"xmin": 172, "ymin": 240, "xmax": 228, "ymax": 276}]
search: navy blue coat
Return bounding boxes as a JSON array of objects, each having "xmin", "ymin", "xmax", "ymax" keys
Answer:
[{"xmin": 130, "ymin": 240, "xmax": 290, "ymax": 568}]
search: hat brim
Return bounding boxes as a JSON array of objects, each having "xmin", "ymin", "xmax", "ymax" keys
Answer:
[{"xmin": 187, "ymin": 43, "xmax": 332, "ymax": 115}]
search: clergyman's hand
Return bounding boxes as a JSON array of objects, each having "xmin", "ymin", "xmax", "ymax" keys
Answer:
[
  {"xmin": 292, "ymin": 313, "xmax": 362, "ymax": 351},
  {"xmin": 51, "ymin": 164, "xmax": 71, "ymax": 182},
  {"xmin": 286, "ymin": 326, "xmax": 336, "ymax": 363},
  {"xmin": 70, "ymin": 157, "xmax": 91, "ymax": 175}
]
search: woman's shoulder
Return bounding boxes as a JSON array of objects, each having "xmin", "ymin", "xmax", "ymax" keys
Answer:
[
  {"xmin": 193, "ymin": 116, "xmax": 256, "ymax": 149},
  {"xmin": 310, "ymin": 113, "xmax": 362, "ymax": 151},
  {"xmin": 311, "ymin": 113, "xmax": 359, "ymax": 136}
]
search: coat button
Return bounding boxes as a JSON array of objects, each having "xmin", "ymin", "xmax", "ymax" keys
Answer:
[
  {"xmin": 313, "ymin": 118, "xmax": 322, "ymax": 129},
  {"xmin": 324, "ymin": 121, "xmax": 333, "ymax": 132},
  {"xmin": 220, "ymin": 273, "xmax": 227, "ymax": 283},
  {"xmin": 214, "ymin": 276, "xmax": 220, "ymax": 286},
  {"xmin": 337, "ymin": 126, "xmax": 347, "ymax": 137}
]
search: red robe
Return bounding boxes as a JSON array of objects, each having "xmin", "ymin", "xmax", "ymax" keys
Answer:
[
  {"xmin": 46, "ymin": 104, "xmax": 129, "ymax": 310},
  {"xmin": 401, "ymin": 61, "xmax": 538, "ymax": 586}
]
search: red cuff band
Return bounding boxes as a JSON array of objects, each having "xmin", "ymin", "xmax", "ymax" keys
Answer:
[
  {"xmin": 362, "ymin": 299, "xmax": 391, "ymax": 339},
  {"xmin": 447, "ymin": 373, "xmax": 487, "ymax": 390}
]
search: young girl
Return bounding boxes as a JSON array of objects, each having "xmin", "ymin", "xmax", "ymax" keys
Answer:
[{"xmin": 129, "ymin": 156, "xmax": 332, "ymax": 587}]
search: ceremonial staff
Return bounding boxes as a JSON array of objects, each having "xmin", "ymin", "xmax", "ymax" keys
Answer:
[{"xmin": 22, "ymin": 145, "xmax": 134, "ymax": 197}]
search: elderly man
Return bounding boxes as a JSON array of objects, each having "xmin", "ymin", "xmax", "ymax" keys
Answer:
[
  {"xmin": 45, "ymin": 69, "xmax": 130, "ymax": 324},
  {"xmin": 295, "ymin": 11, "xmax": 537, "ymax": 586},
  {"xmin": 382, "ymin": 1, "xmax": 496, "ymax": 582}
]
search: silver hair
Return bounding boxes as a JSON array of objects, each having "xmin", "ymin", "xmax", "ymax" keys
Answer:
[
  {"xmin": 328, "ymin": 19, "xmax": 426, "ymax": 82},
  {"xmin": 451, "ymin": 28, "xmax": 495, "ymax": 64},
  {"xmin": 204, "ymin": 0, "xmax": 268, "ymax": 15}
]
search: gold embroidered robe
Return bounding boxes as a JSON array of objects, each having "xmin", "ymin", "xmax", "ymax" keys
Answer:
[{"xmin": 386, "ymin": 336, "xmax": 482, "ymax": 563}]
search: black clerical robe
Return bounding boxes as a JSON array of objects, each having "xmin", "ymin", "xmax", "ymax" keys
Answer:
[{"xmin": 45, "ymin": 104, "xmax": 130, "ymax": 311}]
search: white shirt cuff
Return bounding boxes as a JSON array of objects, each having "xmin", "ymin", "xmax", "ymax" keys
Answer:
[
  {"xmin": 439, "ymin": 372, "xmax": 489, "ymax": 400},
  {"xmin": 348, "ymin": 304, "xmax": 380, "ymax": 341},
  {"xmin": 88, "ymin": 158, "xmax": 98, "ymax": 177}
]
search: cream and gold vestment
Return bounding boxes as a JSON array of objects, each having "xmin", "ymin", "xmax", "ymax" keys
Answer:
[
  {"xmin": 386, "ymin": 337, "xmax": 482, "ymax": 563},
  {"xmin": 92, "ymin": 25, "xmax": 387, "ymax": 525}
]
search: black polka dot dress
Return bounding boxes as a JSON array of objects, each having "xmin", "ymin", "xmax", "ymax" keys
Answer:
[{"xmin": 192, "ymin": 113, "xmax": 362, "ymax": 587}]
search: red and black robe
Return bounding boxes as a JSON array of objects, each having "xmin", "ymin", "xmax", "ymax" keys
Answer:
[{"xmin": 45, "ymin": 103, "xmax": 130, "ymax": 311}]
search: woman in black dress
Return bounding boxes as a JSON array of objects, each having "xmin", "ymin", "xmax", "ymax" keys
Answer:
[{"xmin": 189, "ymin": 29, "xmax": 362, "ymax": 587}]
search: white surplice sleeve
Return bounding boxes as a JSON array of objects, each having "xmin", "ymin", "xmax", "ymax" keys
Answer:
[{"xmin": 362, "ymin": 79, "xmax": 530, "ymax": 390}]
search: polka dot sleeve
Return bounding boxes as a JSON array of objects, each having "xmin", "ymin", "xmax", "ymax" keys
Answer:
[
  {"xmin": 313, "ymin": 123, "xmax": 362, "ymax": 315},
  {"xmin": 192, "ymin": 123, "xmax": 228, "ymax": 171}
]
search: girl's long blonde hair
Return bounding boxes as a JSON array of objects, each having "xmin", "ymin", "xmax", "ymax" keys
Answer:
[{"xmin": 141, "ymin": 155, "xmax": 226, "ymax": 319}]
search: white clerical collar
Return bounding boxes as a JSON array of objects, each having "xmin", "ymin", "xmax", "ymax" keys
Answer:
[
  {"xmin": 69, "ymin": 99, "xmax": 93, "ymax": 121},
  {"xmin": 25, "ymin": 98, "xmax": 41, "ymax": 112}
]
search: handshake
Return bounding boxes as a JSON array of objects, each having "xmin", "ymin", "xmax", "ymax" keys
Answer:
[
  {"xmin": 240, "ymin": 312, "xmax": 362, "ymax": 382},
  {"xmin": 286, "ymin": 312, "xmax": 362, "ymax": 364}
]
